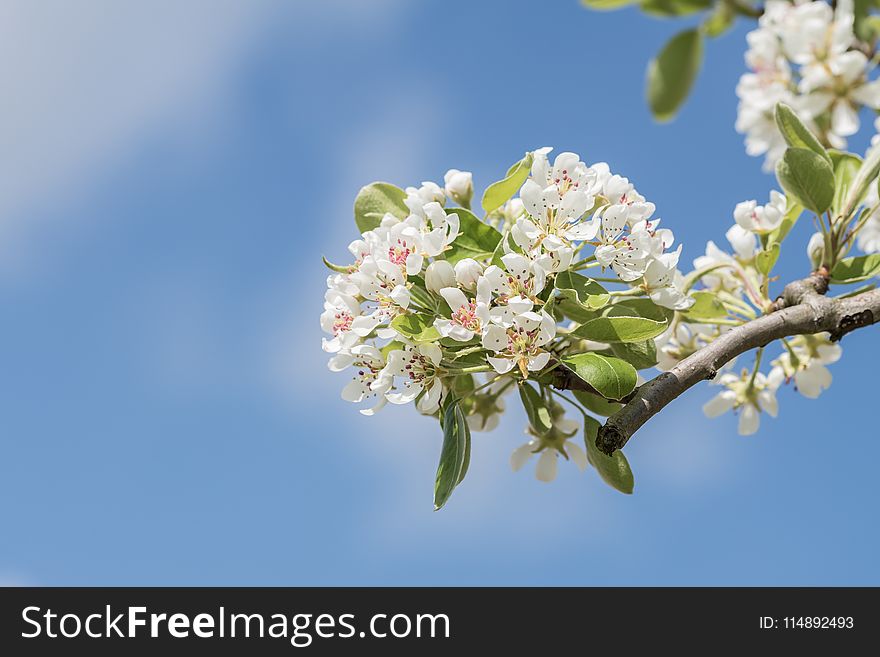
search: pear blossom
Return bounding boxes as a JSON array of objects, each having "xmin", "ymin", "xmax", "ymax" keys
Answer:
[
  {"xmin": 726, "ymin": 224, "xmax": 758, "ymax": 261},
  {"xmin": 479, "ymin": 253, "xmax": 548, "ymax": 310},
  {"xmin": 771, "ymin": 333, "xmax": 841, "ymax": 399},
  {"xmin": 333, "ymin": 345, "xmax": 390, "ymax": 416},
  {"xmin": 435, "ymin": 287, "xmax": 491, "ymax": 341},
  {"xmin": 404, "ymin": 181, "xmax": 445, "ymax": 217},
  {"xmin": 807, "ymin": 231, "xmax": 825, "ymax": 269},
  {"xmin": 453, "ymin": 257, "xmax": 483, "ymax": 290},
  {"xmin": 655, "ymin": 322, "xmax": 727, "ymax": 371},
  {"xmin": 594, "ymin": 210, "xmax": 660, "ymax": 282},
  {"xmin": 510, "ymin": 403, "xmax": 587, "ymax": 482},
  {"xmin": 443, "ymin": 168, "xmax": 473, "ymax": 207},
  {"xmin": 420, "ymin": 202, "xmax": 461, "ymax": 257},
  {"xmin": 481, "ymin": 310, "xmax": 556, "ymax": 377},
  {"xmin": 463, "ymin": 376, "xmax": 512, "ymax": 432},
  {"xmin": 856, "ymin": 213, "xmax": 880, "ymax": 254},
  {"xmin": 736, "ymin": 0, "xmax": 878, "ymax": 165},
  {"xmin": 733, "ymin": 191, "xmax": 787, "ymax": 234},
  {"xmin": 513, "ymin": 149, "xmax": 598, "ymax": 255},
  {"xmin": 376, "ymin": 342, "xmax": 445, "ymax": 414},
  {"xmin": 425, "ymin": 260, "xmax": 456, "ymax": 294},
  {"xmin": 321, "ymin": 279, "xmax": 363, "ymax": 353},
  {"xmin": 638, "ymin": 245, "xmax": 694, "ymax": 311},
  {"xmin": 855, "ymin": 182, "xmax": 880, "ymax": 254},
  {"xmin": 703, "ymin": 368, "xmax": 784, "ymax": 436}
]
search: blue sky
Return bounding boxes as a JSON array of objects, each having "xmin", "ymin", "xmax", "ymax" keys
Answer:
[{"xmin": 1, "ymin": 0, "xmax": 877, "ymax": 586}]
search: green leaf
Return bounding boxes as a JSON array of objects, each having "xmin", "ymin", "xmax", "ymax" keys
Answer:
[
  {"xmin": 434, "ymin": 399, "xmax": 471, "ymax": 510},
  {"xmin": 554, "ymin": 271, "xmax": 610, "ymax": 309},
  {"xmin": 775, "ymin": 148, "xmax": 834, "ymax": 215},
  {"xmin": 481, "ymin": 153, "xmax": 534, "ymax": 215},
  {"xmin": 702, "ymin": 1, "xmax": 735, "ymax": 38},
  {"xmin": 572, "ymin": 315, "xmax": 668, "ymax": 343},
  {"xmin": 572, "ymin": 390, "xmax": 622, "ymax": 417},
  {"xmin": 646, "ymin": 29, "xmax": 703, "ymax": 122},
  {"xmin": 641, "ymin": 0, "xmax": 712, "ymax": 18},
  {"xmin": 584, "ymin": 416, "xmax": 634, "ymax": 494},
  {"xmin": 606, "ymin": 297, "xmax": 674, "ymax": 324},
  {"xmin": 445, "ymin": 208, "xmax": 503, "ymax": 263},
  {"xmin": 830, "ymin": 151, "xmax": 863, "ymax": 217},
  {"xmin": 321, "ymin": 256, "xmax": 350, "ymax": 273},
  {"xmin": 755, "ymin": 243, "xmax": 780, "ymax": 277},
  {"xmin": 830, "ymin": 254, "xmax": 880, "ymax": 284},
  {"xmin": 556, "ymin": 297, "xmax": 600, "ymax": 324},
  {"xmin": 380, "ymin": 340, "xmax": 404, "ymax": 359},
  {"xmin": 681, "ymin": 290, "xmax": 727, "ymax": 321},
  {"xmin": 842, "ymin": 140, "xmax": 880, "ymax": 221},
  {"xmin": 353, "ymin": 182, "xmax": 409, "ymax": 233},
  {"xmin": 518, "ymin": 383, "xmax": 553, "ymax": 435},
  {"xmin": 562, "ymin": 353, "xmax": 638, "ymax": 401},
  {"xmin": 580, "ymin": 0, "xmax": 637, "ymax": 9},
  {"xmin": 767, "ymin": 199, "xmax": 803, "ymax": 247},
  {"xmin": 390, "ymin": 314, "xmax": 441, "ymax": 342},
  {"xmin": 854, "ymin": 0, "xmax": 878, "ymax": 41},
  {"xmin": 774, "ymin": 103, "xmax": 831, "ymax": 165},
  {"xmin": 610, "ymin": 339, "xmax": 658, "ymax": 370}
]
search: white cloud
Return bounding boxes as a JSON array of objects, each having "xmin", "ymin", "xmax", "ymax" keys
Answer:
[
  {"xmin": 0, "ymin": 0, "xmax": 406, "ymax": 270},
  {"xmin": 260, "ymin": 83, "xmax": 446, "ymax": 406}
]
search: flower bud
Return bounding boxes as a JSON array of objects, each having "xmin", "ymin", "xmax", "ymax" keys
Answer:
[
  {"xmin": 444, "ymin": 169, "xmax": 473, "ymax": 208},
  {"xmin": 453, "ymin": 258, "xmax": 482, "ymax": 290},
  {"xmin": 807, "ymin": 231, "xmax": 825, "ymax": 270},
  {"xmin": 425, "ymin": 260, "xmax": 455, "ymax": 294}
]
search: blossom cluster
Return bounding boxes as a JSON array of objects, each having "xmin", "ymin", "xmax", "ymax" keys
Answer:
[
  {"xmin": 321, "ymin": 148, "xmax": 690, "ymax": 486},
  {"xmin": 736, "ymin": 0, "xmax": 880, "ymax": 170}
]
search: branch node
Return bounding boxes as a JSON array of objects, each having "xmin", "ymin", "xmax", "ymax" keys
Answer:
[
  {"xmin": 830, "ymin": 309, "xmax": 875, "ymax": 342},
  {"xmin": 596, "ymin": 423, "xmax": 627, "ymax": 456}
]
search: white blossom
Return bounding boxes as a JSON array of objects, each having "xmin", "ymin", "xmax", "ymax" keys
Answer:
[
  {"xmin": 510, "ymin": 406, "xmax": 587, "ymax": 482},
  {"xmin": 733, "ymin": 191, "xmax": 787, "ymax": 234},
  {"xmin": 435, "ymin": 286, "xmax": 491, "ymax": 341},
  {"xmin": 703, "ymin": 368, "xmax": 783, "ymax": 435},
  {"xmin": 425, "ymin": 260, "xmax": 456, "ymax": 294},
  {"xmin": 443, "ymin": 168, "xmax": 473, "ymax": 207},
  {"xmin": 376, "ymin": 343, "xmax": 445, "ymax": 414},
  {"xmin": 481, "ymin": 310, "xmax": 556, "ymax": 377}
]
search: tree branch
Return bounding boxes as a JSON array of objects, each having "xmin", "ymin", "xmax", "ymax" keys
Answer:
[{"xmin": 587, "ymin": 273, "xmax": 880, "ymax": 455}]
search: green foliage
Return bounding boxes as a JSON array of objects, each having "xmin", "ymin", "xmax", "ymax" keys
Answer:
[
  {"xmin": 755, "ymin": 243, "xmax": 780, "ymax": 277},
  {"xmin": 481, "ymin": 153, "xmax": 534, "ymax": 215},
  {"xmin": 767, "ymin": 199, "xmax": 803, "ymax": 247},
  {"xmin": 774, "ymin": 103, "xmax": 832, "ymax": 165},
  {"xmin": 702, "ymin": 1, "xmax": 735, "ymax": 37},
  {"xmin": 390, "ymin": 313, "xmax": 441, "ymax": 342},
  {"xmin": 830, "ymin": 254, "xmax": 880, "ymax": 284},
  {"xmin": 829, "ymin": 151, "xmax": 863, "ymax": 218},
  {"xmin": 775, "ymin": 148, "xmax": 834, "ymax": 215},
  {"xmin": 321, "ymin": 256, "xmax": 350, "ymax": 273},
  {"xmin": 646, "ymin": 28, "xmax": 703, "ymax": 122},
  {"xmin": 681, "ymin": 290, "xmax": 727, "ymax": 320},
  {"xmin": 572, "ymin": 315, "xmax": 668, "ymax": 343},
  {"xmin": 518, "ymin": 383, "xmax": 553, "ymax": 435},
  {"xmin": 572, "ymin": 390, "xmax": 623, "ymax": 416},
  {"xmin": 580, "ymin": 0, "xmax": 637, "ymax": 9},
  {"xmin": 841, "ymin": 141, "xmax": 880, "ymax": 220},
  {"xmin": 641, "ymin": 0, "xmax": 712, "ymax": 17},
  {"xmin": 445, "ymin": 208, "xmax": 503, "ymax": 263},
  {"xmin": 562, "ymin": 353, "xmax": 638, "ymax": 401},
  {"xmin": 610, "ymin": 339, "xmax": 658, "ymax": 370},
  {"xmin": 434, "ymin": 399, "xmax": 471, "ymax": 511},
  {"xmin": 554, "ymin": 271, "xmax": 610, "ymax": 309},
  {"xmin": 353, "ymin": 182, "xmax": 408, "ymax": 233},
  {"xmin": 607, "ymin": 297, "xmax": 674, "ymax": 323},
  {"xmin": 584, "ymin": 416, "xmax": 634, "ymax": 494}
]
